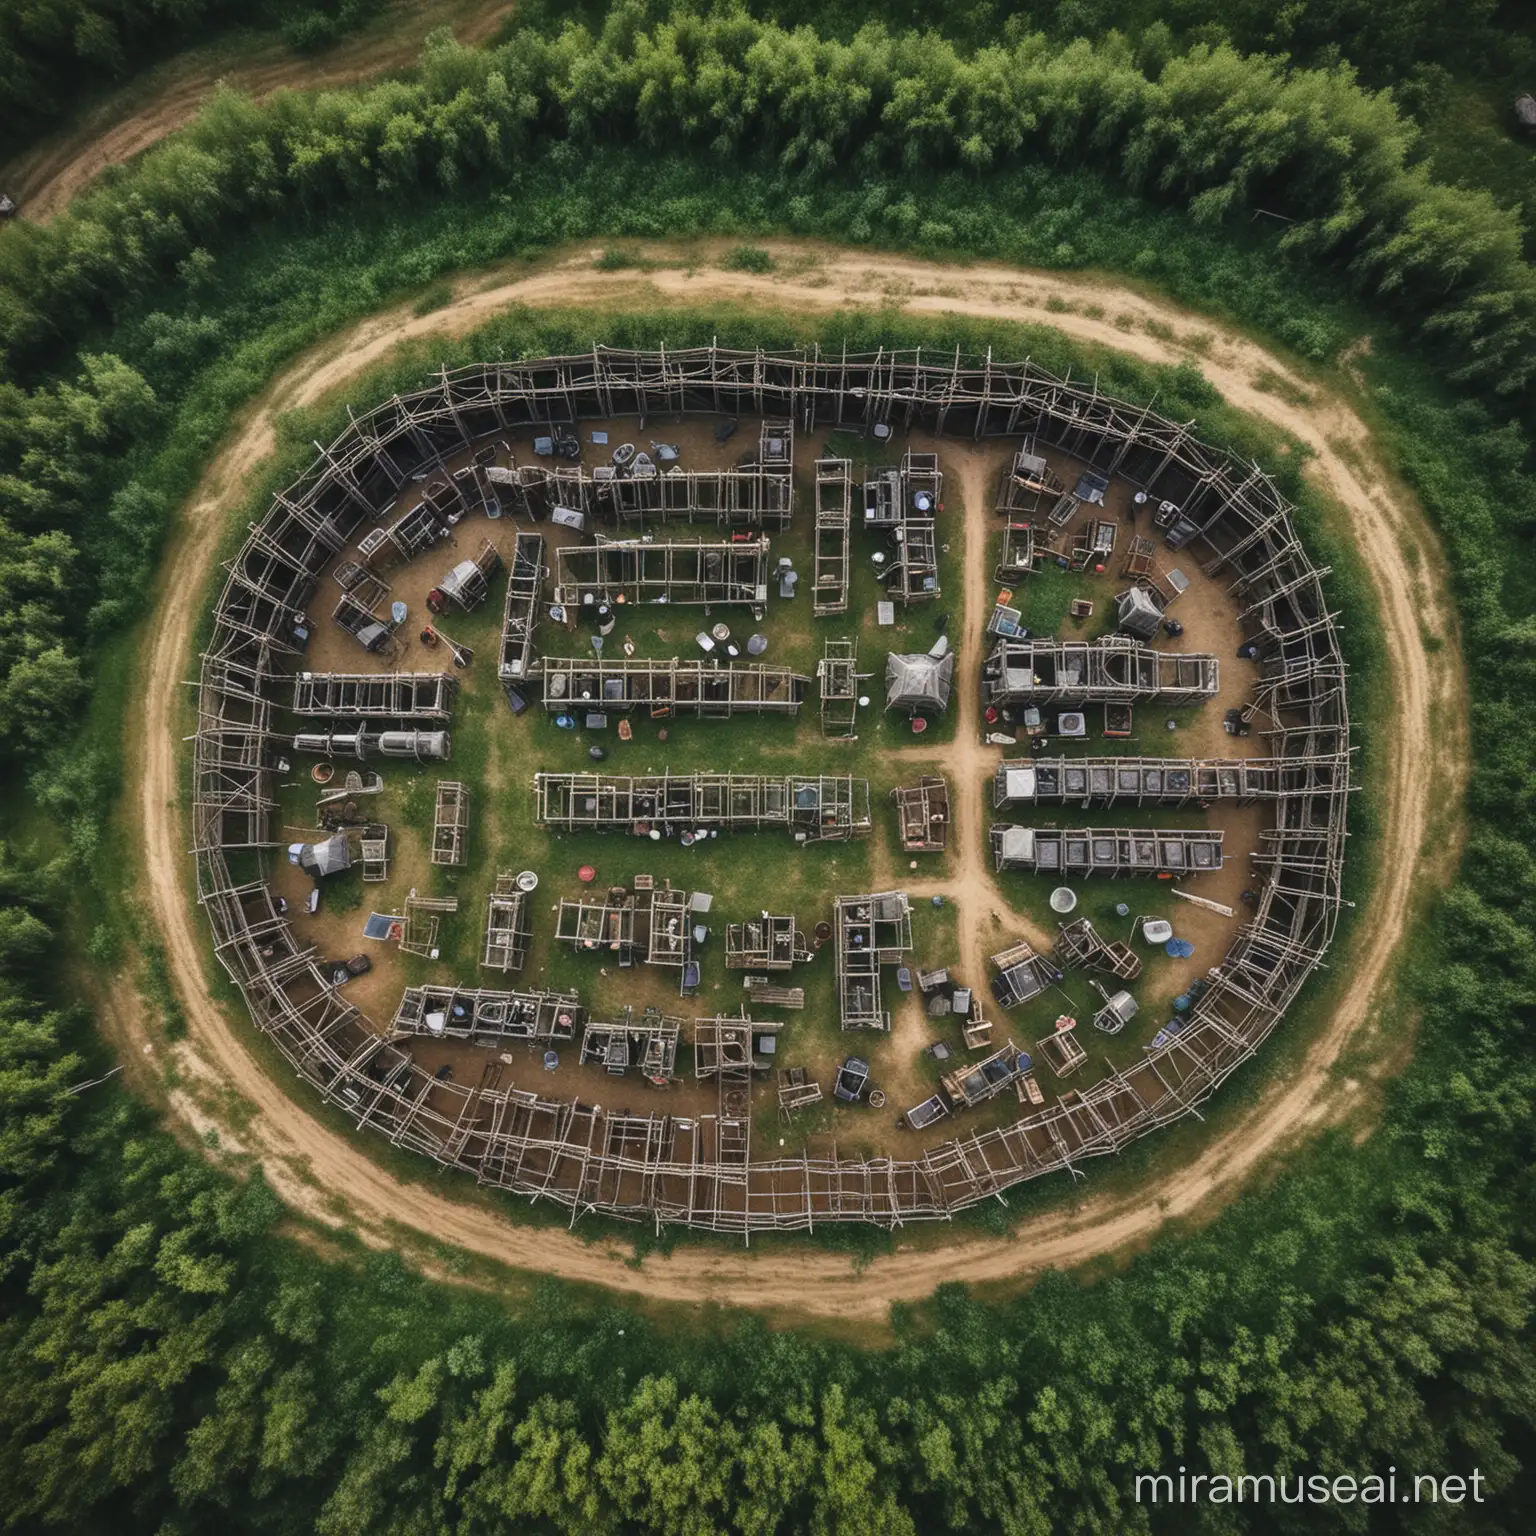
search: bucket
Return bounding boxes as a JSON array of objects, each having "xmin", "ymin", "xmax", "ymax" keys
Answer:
[{"xmin": 1049, "ymin": 887, "xmax": 1077, "ymax": 914}]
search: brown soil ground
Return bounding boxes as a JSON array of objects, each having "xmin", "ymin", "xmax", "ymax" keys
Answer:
[
  {"xmin": 119, "ymin": 241, "xmax": 1465, "ymax": 1320},
  {"xmin": 0, "ymin": 0, "xmax": 513, "ymax": 224}
]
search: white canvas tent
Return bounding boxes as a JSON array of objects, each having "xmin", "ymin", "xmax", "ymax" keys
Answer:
[{"xmin": 885, "ymin": 652, "xmax": 955, "ymax": 714}]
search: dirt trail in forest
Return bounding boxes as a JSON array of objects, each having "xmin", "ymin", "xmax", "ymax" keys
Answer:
[
  {"xmin": 0, "ymin": 0, "xmax": 513, "ymax": 224},
  {"xmin": 122, "ymin": 243, "xmax": 1465, "ymax": 1320}
]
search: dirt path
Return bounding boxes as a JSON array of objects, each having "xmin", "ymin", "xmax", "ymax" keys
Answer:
[
  {"xmin": 0, "ymin": 0, "xmax": 513, "ymax": 224},
  {"xmin": 122, "ymin": 242, "xmax": 1465, "ymax": 1320},
  {"xmin": 887, "ymin": 447, "xmax": 1052, "ymax": 979}
]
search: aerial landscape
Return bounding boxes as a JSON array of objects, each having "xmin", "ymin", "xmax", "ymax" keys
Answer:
[{"xmin": 0, "ymin": 0, "xmax": 1532, "ymax": 1530}]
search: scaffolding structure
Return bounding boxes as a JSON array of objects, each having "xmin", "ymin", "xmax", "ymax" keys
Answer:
[
  {"xmin": 1053, "ymin": 917, "xmax": 1142, "ymax": 980},
  {"xmin": 892, "ymin": 777, "xmax": 949, "ymax": 852},
  {"xmin": 554, "ymin": 883, "xmax": 693, "ymax": 968},
  {"xmin": 399, "ymin": 892, "xmax": 457, "ymax": 958},
  {"xmin": 992, "ymin": 826, "xmax": 1225, "ymax": 876},
  {"xmin": 866, "ymin": 450, "xmax": 943, "ymax": 605},
  {"xmin": 189, "ymin": 343, "xmax": 1349, "ymax": 1235},
  {"xmin": 812, "ymin": 458, "xmax": 852, "ymax": 615},
  {"xmin": 497, "ymin": 420, "xmax": 794, "ymax": 528},
  {"xmin": 482, "ymin": 872, "xmax": 533, "ymax": 971},
  {"xmin": 989, "ymin": 941, "xmax": 1064, "ymax": 1010},
  {"xmin": 693, "ymin": 1013, "xmax": 783, "ymax": 1077},
  {"xmin": 498, "ymin": 532, "xmax": 545, "ymax": 683},
  {"xmin": 994, "ymin": 754, "xmax": 1350, "ymax": 808},
  {"xmin": 982, "ymin": 637, "xmax": 1219, "ymax": 707},
  {"xmin": 941, "ymin": 1041, "xmax": 1026, "ymax": 1109},
  {"xmin": 777, "ymin": 1067, "xmax": 824, "ymax": 1119},
  {"xmin": 725, "ymin": 914, "xmax": 808, "ymax": 970},
  {"xmin": 553, "ymin": 535, "xmax": 770, "ymax": 608},
  {"xmin": 580, "ymin": 1009, "xmax": 682, "ymax": 1081},
  {"xmin": 995, "ymin": 443, "xmax": 1065, "ymax": 519},
  {"xmin": 541, "ymin": 656, "xmax": 808, "ymax": 717},
  {"xmin": 290, "ymin": 672, "xmax": 457, "ymax": 721},
  {"xmin": 995, "ymin": 522, "xmax": 1039, "ymax": 584},
  {"xmin": 391, "ymin": 985, "xmax": 583, "ymax": 1043},
  {"xmin": 359, "ymin": 824, "xmax": 389, "ymax": 882},
  {"xmin": 431, "ymin": 781, "xmax": 471, "ymax": 866},
  {"xmin": 835, "ymin": 892, "xmax": 913, "ymax": 1031},
  {"xmin": 817, "ymin": 637, "xmax": 861, "ymax": 739},
  {"xmin": 533, "ymin": 772, "xmax": 871, "ymax": 842}
]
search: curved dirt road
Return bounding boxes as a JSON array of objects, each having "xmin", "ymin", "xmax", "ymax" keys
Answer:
[
  {"xmin": 0, "ymin": 0, "xmax": 513, "ymax": 225},
  {"xmin": 127, "ymin": 244, "xmax": 1465, "ymax": 1319}
]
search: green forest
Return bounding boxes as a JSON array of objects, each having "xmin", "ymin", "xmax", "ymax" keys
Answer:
[{"xmin": 0, "ymin": 1, "xmax": 1534, "ymax": 1530}]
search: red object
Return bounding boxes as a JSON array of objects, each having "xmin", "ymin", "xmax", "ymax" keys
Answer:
[
  {"xmin": 426, "ymin": 588, "xmax": 447, "ymax": 614},
  {"xmin": 1094, "ymin": 563, "xmax": 1106, "ymax": 574},
  {"xmin": 984, "ymin": 706, "xmax": 999, "ymax": 725},
  {"xmin": 578, "ymin": 865, "xmax": 597, "ymax": 884},
  {"xmin": 911, "ymin": 716, "xmax": 928, "ymax": 735}
]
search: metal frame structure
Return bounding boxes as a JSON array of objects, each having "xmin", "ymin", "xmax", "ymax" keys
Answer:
[
  {"xmin": 391, "ymin": 985, "xmax": 582, "ymax": 1043},
  {"xmin": 482, "ymin": 872, "xmax": 533, "ymax": 972},
  {"xmin": 817, "ymin": 637, "xmax": 861, "ymax": 739},
  {"xmin": 541, "ymin": 656, "xmax": 808, "ymax": 717},
  {"xmin": 1053, "ymin": 917, "xmax": 1142, "ymax": 981},
  {"xmin": 812, "ymin": 458, "xmax": 852, "ymax": 615},
  {"xmin": 892, "ymin": 777, "xmax": 949, "ymax": 852},
  {"xmin": 553, "ymin": 535, "xmax": 770, "ymax": 608},
  {"xmin": 495, "ymin": 419, "xmax": 794, "ymax": 528},
  {"xmin": 189, "ymin": 344, "xmax": 1350, "ymax": 1234},
  {"xmin": 498, "ymin": 533, "xmax": 545, "ymax": 684},
  {"xmin": 431, "ymin": 781, "xmax": 471, "ymax": 866},
  {"xmin": 533, "ymin": 772, "xmax": 871, "ymax": 842},
  {"xmin": 992, "ymin": 826, "xmax": 1225, "ymax": 876},
  {"xmin": 693, "ymin": 1013, "xmax": 783, "ymax": 1078},
  {"xmin": 725, "ymin": 914, "xmax": 808, "ymax": 970},
  {"xmin": 580, "ymin": 1009, "xmax": 682, "ymax": 1081},
  {"xmin": 994, "ymin": 755, "xmax": 1349, "ymax": 808},
  {"xmin": 554, "ymin": 883, "xmax": 693, "ymax": 969},
  {"xmin": 835, "ymin": 892, "xmax": 913, "ymax": 1032},
  {"xmin": 290, "ymin": 672, "xmax": 456, "ymax": 721},
  {"xmin": 982, "ymin": 637, "xmax": 1219, "ymax": 707}
]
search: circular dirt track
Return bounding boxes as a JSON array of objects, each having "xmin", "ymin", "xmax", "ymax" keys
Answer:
[{"xmin": 121, "ymin": 244, "xmax": 1465, "ymax": 1320}]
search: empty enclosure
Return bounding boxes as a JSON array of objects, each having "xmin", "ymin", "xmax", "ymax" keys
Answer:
[
  {"xmin": 553, "ymin": 536, "xmax": 770, "ymax": 607},
  {"xmin": 498, "ymin": 532, "xmax": 545, "ymax": 683},
  {"xmin": 431, "ymin": 782, "xmax": 471, "ymax": 866},
  {"xmin": 1052, "ymin": 917, "xmax": 1142, "ymax": 980},
  {"xmin": 813, "ymin": 458, "xmax": 852, "ymax": 615},
  {"xmin": 290, "ymin": 672, "xmax": 457, "ymax": 721}
]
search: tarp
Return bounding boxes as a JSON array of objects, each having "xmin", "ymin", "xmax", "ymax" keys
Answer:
[
  {"xmin": 289, "ymin": 831, "xmax": 352, "ymax": 878},
  {"xmin": 885, "ymin": 651, "xmax": 955, "ymax": 713}
]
